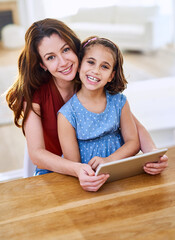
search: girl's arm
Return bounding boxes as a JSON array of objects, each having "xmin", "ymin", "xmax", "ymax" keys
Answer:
[
  {"xmin": 57, "ymin": 112, "xmax": 81, "ymax": 162},
  {"xmin": 24, "ymin": 102, "xmax": 109, "ymax": 191},
  {"xmin": 107, "ymin": 100, "xmax": 140, "ymax": 161},
  {"xmin": 89, "ymin": 100, "xmax": 140, "ymax": 170}
]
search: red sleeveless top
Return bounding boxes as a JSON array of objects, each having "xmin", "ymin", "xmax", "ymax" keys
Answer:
[{"xmin": 32, "ymin": 80, "xmax": 65, "ymax": 156}]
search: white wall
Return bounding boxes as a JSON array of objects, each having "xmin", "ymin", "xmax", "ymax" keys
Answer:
[{"xmin": 17, "ymin": 0, "xmax": 175, "ymax": 45}]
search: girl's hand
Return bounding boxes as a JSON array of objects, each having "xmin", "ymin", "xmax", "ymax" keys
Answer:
[
  {"xmin": 88, "ymin": 156, "xmax": 106, "ymax": 171},
  {"xmin": 143, "ymin": 154, "xmax": 168, "ymax": 175},
  {"xmin": 77, "ymin": 164, "xmax": 109, "ymax": 192}
]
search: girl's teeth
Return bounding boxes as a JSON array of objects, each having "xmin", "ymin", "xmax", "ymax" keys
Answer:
[{"xmin": 88, "ymin": 76, "xmax": 99, "ymax": 82}]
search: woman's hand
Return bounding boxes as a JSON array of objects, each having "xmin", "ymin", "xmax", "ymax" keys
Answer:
[
  {"xmin": 88, "ymin": 156, "xmax": 106, "ymax": 171},
  {"xmin": 77, "ymin": 163, "xmax": 109, "ymax": 192},
  {"xmin": 143, "ymin": 154, "xmax": 168, "ymax": 175}
]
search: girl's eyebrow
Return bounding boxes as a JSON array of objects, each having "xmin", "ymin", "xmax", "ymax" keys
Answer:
[
  {"xmin": 44, "ymin": 43, "xmax": 68, "ymax": 58},
  {"xmin": 86, "ymin": 57, "xmax": 111, "ymax": 67},
  {"xmin": 86, "ymin": 57, "xmax": 95, "ymax": 61}
]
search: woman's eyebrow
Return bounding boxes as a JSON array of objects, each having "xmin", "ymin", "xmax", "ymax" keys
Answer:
[
  {"xmin": 44, "ymin": 43, "xmax": 68, "ymax": 58},
  {"xmin": 44, "ymin": 52, "xmax": 54, "ymax": 58}
]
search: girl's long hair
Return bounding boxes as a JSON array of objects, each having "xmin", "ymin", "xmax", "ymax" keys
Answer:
[{"xmin": 6, "ymin": 18, "xmax": 81, "ymax": 134}]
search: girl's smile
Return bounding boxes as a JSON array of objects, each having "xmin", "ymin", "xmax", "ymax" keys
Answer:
[
  {"xmin": 79, "ymin": 45, "xmax": 115, "ymax": 91},
  {"xmin": 87, "ymin": 75, "xmax": 100, "ymax": 84}
]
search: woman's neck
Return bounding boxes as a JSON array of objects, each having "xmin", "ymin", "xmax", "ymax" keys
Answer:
[{"xmin": 53, "ymin": 77, "xmax": 75, "ymax": 103}]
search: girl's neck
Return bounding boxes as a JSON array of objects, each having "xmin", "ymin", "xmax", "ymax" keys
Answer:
[
  {"xmin": 77, "ymin": 86, "xmax": 107, "ymax": 113},
  {"xmin": 53, "ymin": 77, "xmax": 75, "ymax": 103},
  {"xmin": 77, "ymin": 85, "xmax": 105, "ymax": 100}
]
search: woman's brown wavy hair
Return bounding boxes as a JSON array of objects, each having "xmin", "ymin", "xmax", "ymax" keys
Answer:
[{"xmin": 6, "ymin": 18, "xmax": 81, "ymax": 134}]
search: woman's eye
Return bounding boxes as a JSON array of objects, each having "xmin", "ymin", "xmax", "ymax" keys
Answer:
[{"xmin": 47, "ymin": 56, "xmax": 55, "ymax": 61}]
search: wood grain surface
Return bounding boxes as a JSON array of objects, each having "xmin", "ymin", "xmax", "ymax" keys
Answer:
[{"xmin": 0, "ymin": 147, "xmax": 175, "ymax": 240}]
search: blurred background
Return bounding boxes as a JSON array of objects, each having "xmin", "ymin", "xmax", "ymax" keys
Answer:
[{"xmin": 0, "ymin": 0, "xmax": 175, "ymax": 181}]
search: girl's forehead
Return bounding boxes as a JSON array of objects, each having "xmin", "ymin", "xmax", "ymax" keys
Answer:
[{"xmin": 85, "ymin": 44, "xmax": 116, "ymax": 63}]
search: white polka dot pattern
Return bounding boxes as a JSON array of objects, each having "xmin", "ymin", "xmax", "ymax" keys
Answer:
[{"xmin": 59, "ymin": 91, "xmax": 126, "ymax": 163}]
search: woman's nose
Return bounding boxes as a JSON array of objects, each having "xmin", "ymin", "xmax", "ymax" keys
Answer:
[{"xmin": 58, "ymin": 54, "xmax": 66, "ymax": 66}]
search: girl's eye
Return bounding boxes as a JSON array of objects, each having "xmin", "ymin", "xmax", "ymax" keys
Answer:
[
  {"xmin": 47, "ymin": 56, "xmax": 55, "ymax": 61},
  {"xmin": 87, "ymin": 60, "xmax": 94, "ymax": 65},
  {"xmin": 102, "ymin": 65, "xmax": 109, "ymax": 69},
  {"xmin": 63, "ymin": 47, "xmax": 70, "ymax": 53}
]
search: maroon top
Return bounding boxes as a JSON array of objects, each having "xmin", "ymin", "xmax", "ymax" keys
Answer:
[{"xmin": 32, "ymin": 80, "xmax": 65, "ymax": 156}]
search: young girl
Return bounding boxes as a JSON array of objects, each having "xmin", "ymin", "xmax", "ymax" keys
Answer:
[{"xmin": 58, "ymin": 36, "xmax": 140, "ymax": 170}]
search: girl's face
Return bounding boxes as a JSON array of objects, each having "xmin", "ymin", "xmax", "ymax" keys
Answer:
[
  {"xmin": 38, "ymin": 33, "xmax": 79, "ymax": 82},
  {"xmin": 79, "ymin": 44, "xmax": 115, "ymax": 91}
]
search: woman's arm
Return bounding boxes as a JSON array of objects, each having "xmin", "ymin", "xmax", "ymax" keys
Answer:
[
  {"xmin": 24, "ymin": 103, "xmax": 109, "ymax": 191},
  {"xmin": 132, "ymin": 114, "xmax": 168, "ymax": 174},
  {"xmin": 24, "ymin": 102, "xmax": 79, "ymax": 176},
  {"xmin": 132, "ymin": 114, "xmax": 156, "ymax": 152}
]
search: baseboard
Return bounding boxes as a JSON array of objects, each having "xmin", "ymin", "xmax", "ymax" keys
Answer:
[{"xmin": 0, "ymin": 168, "xmax": 23, "ymax": 182}]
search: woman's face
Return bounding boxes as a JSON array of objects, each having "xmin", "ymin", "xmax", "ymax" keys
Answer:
[{"xmin": 38, "ymin": 33, "xmax": 79, "ymax": 82}]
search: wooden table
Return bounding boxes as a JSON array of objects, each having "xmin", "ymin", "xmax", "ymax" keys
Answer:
[{"xmin": 0, "ymin": 147, "xmax": 175, "ymax": 240}]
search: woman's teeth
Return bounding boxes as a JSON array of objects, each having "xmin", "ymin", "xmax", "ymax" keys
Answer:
[
  {"xmin": 87, "ymin": 76, "xmax": 100, "ymax": 82},
  {"xmin": 62, "ymin": 66, "xmax": 71, "ymax": 73}
]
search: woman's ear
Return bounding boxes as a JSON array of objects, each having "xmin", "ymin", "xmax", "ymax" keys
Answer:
[{"xmin": 40, "ymin": 63, "xmax": 47, "ymax": 71}]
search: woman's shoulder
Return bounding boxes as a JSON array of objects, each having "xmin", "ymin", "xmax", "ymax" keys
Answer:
[
  {"xmin": 32, "ymin": 81, "xmax": 53, "ymax": 103},
  {"xmin": 35, "ymin": 81, "xmax": 51, "ymax": 93}
]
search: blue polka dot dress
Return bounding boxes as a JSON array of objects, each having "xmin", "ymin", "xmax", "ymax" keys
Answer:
[{"xmin": 58, "ymin": 91, "xmax": 126, "ymax": 164}]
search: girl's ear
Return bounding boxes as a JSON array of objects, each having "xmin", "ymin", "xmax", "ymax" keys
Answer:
[
  {"xmin": 40, "ymin": 63, "xmax": 47, "ymax": 71},
  {"xmin": 108, "ymin": 70, "xmax": 115, "ymax": 82}
]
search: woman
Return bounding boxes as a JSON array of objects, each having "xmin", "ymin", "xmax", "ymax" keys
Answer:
[{"xmin": 6, "ymin": 18, "xmax": 168, "ymax": 192}]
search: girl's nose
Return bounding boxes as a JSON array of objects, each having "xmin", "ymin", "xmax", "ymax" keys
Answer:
[{"xmin": 92, "ymin": 65, "xmax": 100, "ymax": 74}]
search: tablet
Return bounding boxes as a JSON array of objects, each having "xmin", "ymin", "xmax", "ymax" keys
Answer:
[{"xmin": 95, "ymin": 148, "xmax": 168, "ymax": 183}]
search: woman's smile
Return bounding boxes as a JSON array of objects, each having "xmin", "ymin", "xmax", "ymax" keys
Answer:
[{"xmin": 59, "ymin": 65, "xmax": 73, "ymax": 75}]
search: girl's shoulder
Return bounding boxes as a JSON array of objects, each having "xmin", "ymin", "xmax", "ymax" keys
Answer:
[
  {"xmin": 107, "ymin": 91, "xmax": 126, "ymax": 102},
  {"xmin": 58, "ymin": 93, "xmax": 77, "ymax": 112}
]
